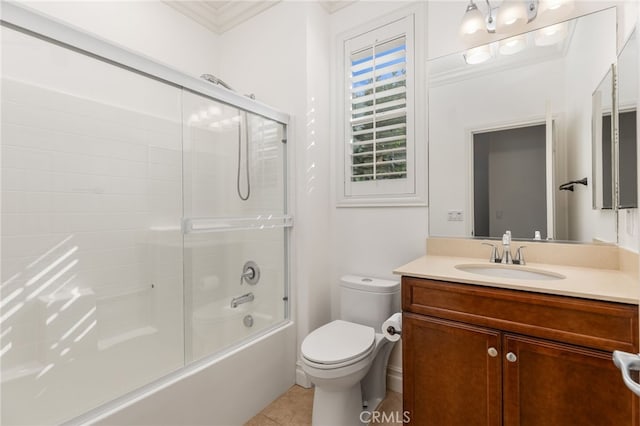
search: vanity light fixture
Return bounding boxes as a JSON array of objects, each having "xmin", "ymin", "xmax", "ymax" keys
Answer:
[
  {"xmin": 466, "ymin": 19, "xmax": 569, "ymax": 65},
  {"xmin": 460, "ymin": 0, "xmax": 539, "ymax": 45},
  {"xmin": 460, "ymin": 0, "xmax": 496, "ymax": 43}
]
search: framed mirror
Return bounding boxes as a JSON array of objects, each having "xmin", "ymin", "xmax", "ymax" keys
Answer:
[
  {"xmin": 428, "ymin": 8, "xmax": 618, "ymax": 243},
  {"xmin": 616, "ymin": 30, "xmax": 638, "ymax": 209}
]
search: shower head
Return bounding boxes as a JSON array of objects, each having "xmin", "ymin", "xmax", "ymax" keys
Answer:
[
  {"xmin": 201, "ymin": 73, "xmax": 253, "ymax": 201},
  {"xmin": 201, "ymin": 74, "xmax": 255, "ymax": 99},
  {"xmin": 201, "ymin": 73, "xmax": 235, "ymax": 91}
]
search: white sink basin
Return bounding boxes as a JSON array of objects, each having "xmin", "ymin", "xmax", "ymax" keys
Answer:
[{"xmin": 455, "ymin": 264, "xmax": 565, "ymax": 281}]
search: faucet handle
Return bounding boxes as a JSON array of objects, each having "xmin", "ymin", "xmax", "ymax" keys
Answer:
[
  {"xmin": 513, "ymin": 246, "xmax": 526, "ymax": 265},
  {"xmin": 481, "ymin": 242, "xmax": 501, "ymax": 263}
]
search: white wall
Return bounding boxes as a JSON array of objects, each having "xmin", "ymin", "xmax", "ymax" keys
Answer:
[
  {"xmin": 218, "ymin": 0, "xmax": 333, "ymax": 387},
  {"xmin": 328, "ymin": 1, "xmax": 429, "ymax": 386},
  {"xmin": 20, "ymin": 0, "xmax": 220, "ymax": 78}
]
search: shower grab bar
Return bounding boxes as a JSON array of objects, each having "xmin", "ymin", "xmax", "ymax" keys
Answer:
[{"xmin": 183, "ymin": 215, "xmax": 293, "ymax": 234}]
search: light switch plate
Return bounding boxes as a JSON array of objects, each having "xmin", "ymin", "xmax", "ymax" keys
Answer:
[{"xmin": 447, "ymin": 210, "xmax": 463, "ymax": 221}]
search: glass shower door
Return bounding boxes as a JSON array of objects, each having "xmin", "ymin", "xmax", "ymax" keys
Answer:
[
  {"xmin": 182, "ymin": 91, "xmax": 289, "ymax": 362},
  {"xmin": 0, "ymin": 25, "xmax": 184, "ymax": 425}
]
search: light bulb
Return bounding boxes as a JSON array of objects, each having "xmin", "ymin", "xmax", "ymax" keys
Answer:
[
  {"xmin": 460, "ymin": 2, "xmax": 487, "ymax": 43},
  {"xmin": 534, "ymin": 22, "xmax": 568, "ymax": 46},
  {"xmin": 499, "ymin": 35, "xmax": 527, "ymax": 55},
  {"xmin": 496, "ymin": 0, "xmax": 528, "ymax": 34},
  {"xmin": 464, "ymin": 44, "xmax": 492, "ymax": 65},
  {"xmin": 539, "ymin": 0, "xmax": 574, "ymax": 17}
]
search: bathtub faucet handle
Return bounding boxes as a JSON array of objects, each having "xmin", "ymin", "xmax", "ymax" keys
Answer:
[
  {"xmin": 240, "ymin": 261, "xmax": 261, "ymax": 285},
  {"xmin": 242, "ymin": 267, "xmax": 255, "ymax": 280}
]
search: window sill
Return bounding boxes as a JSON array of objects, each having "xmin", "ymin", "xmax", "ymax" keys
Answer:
[{"xmin": 336, "ymin": 195, "xmax": 427, "ymax": 208}]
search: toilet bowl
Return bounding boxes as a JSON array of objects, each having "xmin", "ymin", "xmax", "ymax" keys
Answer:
[{"xmin": 300, "ymin": 276, "xmax": 400, "ymax": 426}]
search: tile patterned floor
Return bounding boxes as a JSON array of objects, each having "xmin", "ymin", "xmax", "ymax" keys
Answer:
[{"xmin": 244, "ymin": 385, "xmax": 403, "ymax": 426}]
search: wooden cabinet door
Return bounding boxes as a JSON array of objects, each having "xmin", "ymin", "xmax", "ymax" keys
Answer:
[
  {"xmin": 503, "ymin": 334, "xmax": 639, "ymax": 426},
  {"xmin": 403, "ymin": 313, "xmax": 502, "ymax": 426}
]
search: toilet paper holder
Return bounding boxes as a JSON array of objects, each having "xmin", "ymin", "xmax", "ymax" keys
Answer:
[{"xmin": 386, "ymin": 325, "xmax": 401, "ymax": 336}]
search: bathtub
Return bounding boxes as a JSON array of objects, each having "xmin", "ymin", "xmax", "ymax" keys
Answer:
[
  {"xmin": 69, "ymin": 320, "xmax": 296, "ymax": 426},
  {"xmin": 191, "ymin": 298, "xmax": 277, "ymax": 362}
]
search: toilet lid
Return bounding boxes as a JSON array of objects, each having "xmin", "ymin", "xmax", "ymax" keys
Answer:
[{"xmin": 301, "ymin": 320, "xmax": 375, "ymax": 365}]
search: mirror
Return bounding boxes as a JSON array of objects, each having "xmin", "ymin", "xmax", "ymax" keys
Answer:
[
  {"xmin": 592, "ymin": 66, "xmax": 614, "ymax": 210},
  {"xmin": 428, "ymin": 8, "xmax": 618, "ymax": 243},
  {"xmin": 616, "ymin": 30, "xmax": 638, "ymax": 209}
]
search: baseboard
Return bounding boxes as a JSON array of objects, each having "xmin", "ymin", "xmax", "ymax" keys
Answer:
[
  {"xmin": 387, "ymin": 365, "xmax": 403, "ymax": 394},
  {"xmin": 295, "ymin": 361, "xmax": 312, "ymax": 388}
]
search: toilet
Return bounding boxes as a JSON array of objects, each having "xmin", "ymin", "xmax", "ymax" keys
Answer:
[{"xmin": 301, "ymin": 275, "xmax": 400, "ymax": 426}]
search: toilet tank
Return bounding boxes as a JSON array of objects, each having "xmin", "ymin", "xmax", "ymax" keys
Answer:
[{"xmin": 339, "ymin": 275, "xmax": 400, "ymax": 330}]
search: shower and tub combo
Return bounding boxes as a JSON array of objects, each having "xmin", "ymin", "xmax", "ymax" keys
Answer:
[{"xmin": 0, "ymin": 3, "xmax": 293, "ymax": 425}]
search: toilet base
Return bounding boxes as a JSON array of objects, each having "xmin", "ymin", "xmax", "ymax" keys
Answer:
[
  {"xmin": 312, "ymin": 384, "xmax": 367, "ymax": 426},
  {"xmin": 361, "ymin": 338, "xmax": 395, "ymax": 411}
]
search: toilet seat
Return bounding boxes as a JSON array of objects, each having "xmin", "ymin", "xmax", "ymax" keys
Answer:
[{"xmin": 301, "ymin": 320, "xmax": 375, "ymax": 368}]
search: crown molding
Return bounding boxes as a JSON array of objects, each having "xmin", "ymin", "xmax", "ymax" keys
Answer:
[{"xmin": 164, "ymin": 1, "xmax": 357, "ymax": 34}]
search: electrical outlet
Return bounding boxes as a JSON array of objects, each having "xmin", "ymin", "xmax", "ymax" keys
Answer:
[{"xmin": 447, "ymin": 210, "xmax": 463, "ymax": 222}]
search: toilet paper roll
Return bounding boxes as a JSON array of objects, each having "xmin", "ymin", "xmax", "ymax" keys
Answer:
[{"xmin": 382, "ymin": 312, "xmax": 402, "ymax": 342}]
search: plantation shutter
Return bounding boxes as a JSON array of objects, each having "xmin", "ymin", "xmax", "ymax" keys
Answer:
[
  {"xmin": 342, "ymin": 16, "xmax": 415, "ymax": 201},
  {"xmin": 350, "ymin": 36, "xmax": 407, "ymax": 182}
]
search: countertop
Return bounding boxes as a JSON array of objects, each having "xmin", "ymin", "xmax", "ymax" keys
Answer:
[{"xmin": 394, "ymin": 255, "xmax": 640, "ymax": 305}]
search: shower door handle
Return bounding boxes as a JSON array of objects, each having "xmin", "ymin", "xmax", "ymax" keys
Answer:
[{"xmin": 613, "ymin": 350, "xmax": 640, "ymax": 397}]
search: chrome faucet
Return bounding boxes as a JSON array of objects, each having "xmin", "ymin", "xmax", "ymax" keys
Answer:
[
  {"xmin": 501, "ymin": 231, "xmax": 513, "ymax": 264},
  {"xmin": 483, "ymin": 233, "xmax": 524, "ymax": 266},
  {"xmin": 482, "ymin": 242, "xmax": 501, "ymax": 263},
  {"xmin": 513, "ymin": 246, "xmax": 526, "ymax": 265},
  {"xmin": 230, "ymin": 292, "xmax": 254, "ymax": 308}
]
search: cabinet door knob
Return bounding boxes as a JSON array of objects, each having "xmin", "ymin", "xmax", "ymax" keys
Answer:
[
  {"xmin": 506, "ymin": 352, "xmax": 517, "ymax": 362},
  {"xmin": 487, "ymin": 347, "xmax": 498, "ymax": 357}
]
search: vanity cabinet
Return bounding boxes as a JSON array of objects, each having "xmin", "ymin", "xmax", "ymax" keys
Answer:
[{"xmin": 402, "ymin": 277, "xmax": 639, "ymax": 426}]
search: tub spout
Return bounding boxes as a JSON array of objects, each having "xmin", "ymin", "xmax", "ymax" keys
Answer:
[{"xmin": 230, "ymin": 292, "xmax": 254, "ymax": 308}]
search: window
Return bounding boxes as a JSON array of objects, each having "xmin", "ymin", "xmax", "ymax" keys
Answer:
[
  {"xmin": 339, "ymin": 14, "xmax": 424, "ymax": 206},
  {"xmin": 350, "ymin": 35, "xmax": 408, "ymax": 182}
]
